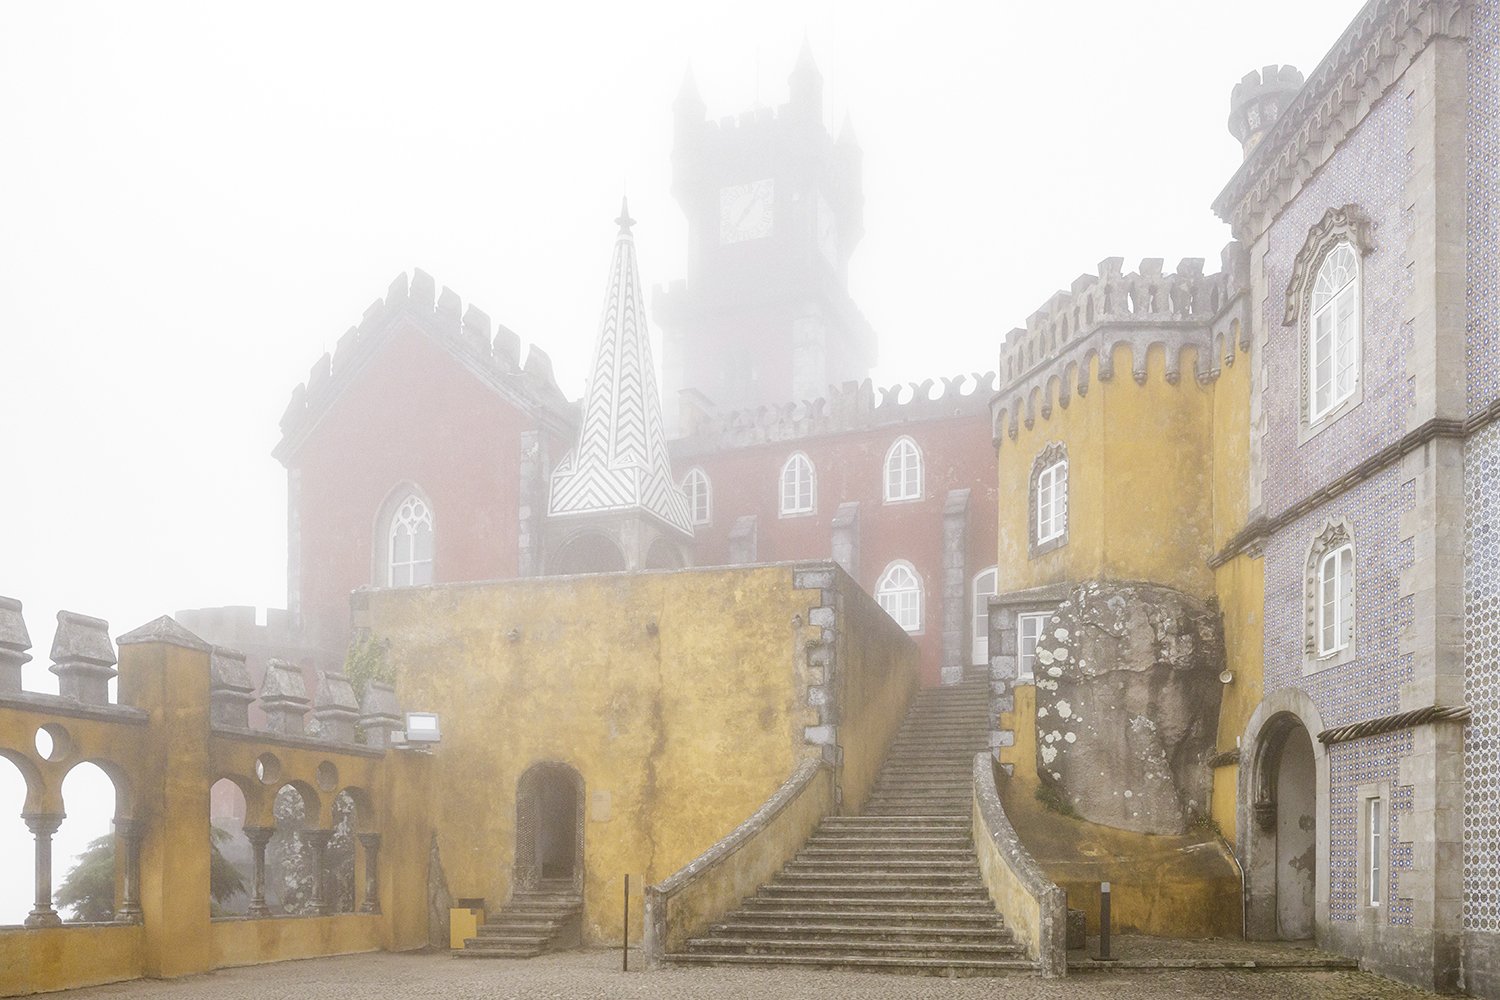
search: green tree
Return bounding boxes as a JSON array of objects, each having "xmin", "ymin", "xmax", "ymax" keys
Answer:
[{"xmin": 56, "ymin": 827, "xmax": 249, "ymax": 921}]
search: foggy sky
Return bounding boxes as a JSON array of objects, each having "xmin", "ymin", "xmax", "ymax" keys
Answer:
[{"xmin": 0, "ymin": 1, "xmax": 1361, "ymax": 921}]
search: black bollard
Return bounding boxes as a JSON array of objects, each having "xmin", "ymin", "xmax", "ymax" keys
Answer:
[
  {"xmin": 623, "ymin": 874, "xmax": 630, "ymax": 971},
  {"xmin": 1097, "ymin": 881, "xmax": 1117, "ymax": 962}
]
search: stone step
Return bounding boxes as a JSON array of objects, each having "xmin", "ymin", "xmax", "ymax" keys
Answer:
[
  {"xmin": 772, "ymin": 874, "xmax": 986, "ymax": 890},
  {"xmin": 799, "ymin": 847, "xmax": 975, "ymax": 860},
  {"xmin": 730, "ymin": 905, "xmax": 1007, "ymax": 925},
  {"xmin": 786, "ymin": 857, "xmax": 980, "ymax": 872},
  {"xmin": 758, "ymin": 883, "xmax": 991, "ymax": 900},
  {"xmin": 818, "ymin": 817, "xmax": 969, "ymax": 829},
  {"xmin": 708, "ymin": 921, "xmax": 1013, "ymax": 944},
  {"xmin": 684, "ymin": 936, "xmax": 1025, "ymax": 959},
  {"xmin": 455, "ymin": 945, "xmax": 547, "ymax": 959},
  {"xmin": 467, "ymin": 930, "xmax": 550, "ymax": 946},
  {"xmin": 664, "ymin": 951, "xmax": 1033, "ymax": 976},
  {"xmin": 742, "ymin": 894, "xmax": 996, "ymax": 911}
]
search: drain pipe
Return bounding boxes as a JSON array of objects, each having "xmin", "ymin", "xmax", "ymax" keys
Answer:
[{"xmin": 1214, "ymin": 829, "xmax": 1248, "ymax": 940}]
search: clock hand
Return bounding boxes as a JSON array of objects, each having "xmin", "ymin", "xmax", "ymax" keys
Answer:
[{"xmin": 736, "ymin": 187, "xmax": 767, "ymax": 227}]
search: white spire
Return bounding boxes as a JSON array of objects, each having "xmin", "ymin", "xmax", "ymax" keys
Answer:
[{"xmin": 547, "ymin": 201, "xmax": 693, "ymax": 536}]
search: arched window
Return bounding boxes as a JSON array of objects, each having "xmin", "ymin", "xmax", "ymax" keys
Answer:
[
  {"xmin": 971, "ymin": 566, "xmax": 998, "ymax": 665},
  {"xmin": 883, "ymin": 437, "xmax": 922, "ymax": 502},
  {"xmin": 1030, "ymin": 443, "xmax": 1068, "ymax": 556},
  {"xmin": 780, "ymin": 453, "xmax": 815, "ymax": 516},
  {"xmin": 682, "ymin": 468, "xmax": 711, "ymax": 526},
  {"xmin": 1305, "ymin": 520, "xmax": 1355, "ymax": 666},
  {"xmin": 876, "ymin": 561, "xmax": 922, "ymax": 633},
  {"xmin": 387, "ymin": 494, "xmax": 433, "ymax": 587},
  {"xmin": 1309, "ymin": 242, "xmax": 1360, "ymax": 422}
]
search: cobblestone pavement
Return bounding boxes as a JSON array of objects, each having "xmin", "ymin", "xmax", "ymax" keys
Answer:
[{"xmin": 54, "ymin": 948, "xmax": 1443, "ymax": 999}]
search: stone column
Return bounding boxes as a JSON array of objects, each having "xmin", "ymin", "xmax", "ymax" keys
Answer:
[
  {"xmin": 243, "ymin": 825, "xmax": 275, "ymax": 917},
  {"xmin": 358, "ymin": 832, "xmax": 382, "ymax": 914},
  {"xmin": 113, "ymin": 818, "xmax": 143, "ymax": 923},
  {"xmin": 24, "ymin": 813, "xmax": 64, "ymax": 927},
  {"xmin": 303, "ymin": 830, "xmax": 332, "ymax": 915}
]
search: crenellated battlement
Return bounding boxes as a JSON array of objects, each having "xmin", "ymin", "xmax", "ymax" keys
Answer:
[
  {"xmin": 671, "ymin": 371, "xmax": 996, "ymax": 456},
  {"xmin": 273, "ymin": 270, "xmax": 575, "ymax": 462},
  {"xmin": 991, "ymin": 243, "xmax": 1252, "ymax": 447}
]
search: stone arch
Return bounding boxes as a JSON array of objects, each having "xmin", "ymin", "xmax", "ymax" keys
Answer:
[
  {"xmin": 514, "ymin": 761, "xmax": 584, "ymax": 894},
  {"xmin": 550, "ymin": 531, "xmax": 626, "ymax": 575},
  {"xmin": 1238, "ymin": 688, "xmax": 1329, "ymax": 942},
  {"xmin": 642, "ymin": 538, "xmax": 683, "ymax": 570}
]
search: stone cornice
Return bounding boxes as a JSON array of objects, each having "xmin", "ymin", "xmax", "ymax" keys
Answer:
[
  {"xmin": 1212, "ymin": 0, "xmax": 1470, "ymax": 239},
  {"xmin": 1209, "ymin": 399, "xmax": 1500, "ymax": 568}
]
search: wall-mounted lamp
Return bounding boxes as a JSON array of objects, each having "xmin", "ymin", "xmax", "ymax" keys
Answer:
[{"xmin": 1218, "ymin": 669, "xmax": 1235, "ymax": 685}]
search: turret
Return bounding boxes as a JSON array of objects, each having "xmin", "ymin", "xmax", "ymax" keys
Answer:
[
  {"xmin": 788, "ymin": 38, "xmax": 823, "ymax": 119},
  {"xmin": 1228, "ymin": 64, "xmax": 1304, "ymax": 158}
]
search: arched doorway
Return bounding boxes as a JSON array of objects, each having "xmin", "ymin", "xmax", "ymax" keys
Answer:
[
  {"xmin": 1251, "ymin": 713, "xmax": 1317, "ymax": 940},
  {"xmin": 514, "ymin": 762, "xmax": 584, "ymax": 892}
]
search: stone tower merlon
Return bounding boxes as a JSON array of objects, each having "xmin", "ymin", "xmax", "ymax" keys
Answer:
[{"xmin": 1228, "ymin": 64, "xmax": 1304, "ymax": 158}]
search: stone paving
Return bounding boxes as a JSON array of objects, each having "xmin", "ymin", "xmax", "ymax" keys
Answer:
[{"xmin": 52, "ymin": 948, "xmax": 1443, "ymax": 999}]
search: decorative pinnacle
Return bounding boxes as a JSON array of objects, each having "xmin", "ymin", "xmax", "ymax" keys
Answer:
[{"xmin": 615, "ymin": 197, "xmax": 635, "ymax": 236}]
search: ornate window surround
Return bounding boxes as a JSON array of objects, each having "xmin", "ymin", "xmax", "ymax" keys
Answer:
[
  {"xmin": 1028, "ymin": 442, "xmax": 1068, "ymax": 559},
  {"xmin": 1303, "ymin": 518, "xmax": 1356, "ymax": 673},
  {"xmin": 1283, "ymin": 204, "xmax": 1373, "ymax": 442},
  {"xmin": 875, "ymin": 560, "xmax": 923, "ymax": 634},
  {"xmin": 883, "ymin": 436, "xmax": 923, "ymax": 503},
  {"xmin": 682, "ymin": 467, "xmax": 711, "ymax": 526},
  {"xmin": 375, "ymin": 485, "xmax": 435, "ymax": 588},
  {"xmin": 779, "ymin": 452, "xmax": 816, "ymax": 517}
]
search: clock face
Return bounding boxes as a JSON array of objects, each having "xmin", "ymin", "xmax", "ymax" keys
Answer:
[
  {"xmin": 719, "ymin": 178, "xmax": 774, "ymax": 244},
  {"xmin": 817, "ymin": 192, "xmax": 838, "ymax": 264}
]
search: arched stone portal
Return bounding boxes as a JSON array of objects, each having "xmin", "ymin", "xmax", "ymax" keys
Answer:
[
  {"xmin": 1241, "ymin": 699, "xmax": 1325, "ymax": 942},
  {"xmin": 550, "ymin": 533, "xmax": 626, "ymax": 575},
  {"xmin": 514, "ymin": 762, "xmax": 584, "ymax": 893}
]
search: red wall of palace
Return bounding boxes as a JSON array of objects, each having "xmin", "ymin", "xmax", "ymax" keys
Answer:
[
  {"xmin": 287, "ymin": 324, "xmax": 552, "ymax": 663},
  {"xmin": 676, "ymin": 413, "xmax": 998, "ymax": 686}
]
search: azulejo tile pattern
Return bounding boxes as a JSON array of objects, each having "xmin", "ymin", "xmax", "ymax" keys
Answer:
[
  {"xmin": 1468, "ymin": 0, "xmax": 1500, "ymax": 414},
  {"xmin": 1261, "ymin": 87, "xmax": 1415, "ymax": 517},
  {"xmin": 1328, "ymin": 732, "xmax": 1414, "ymax": 924},
  {"xmin": 1464, "ymin": 421, "xmax": 1500, "ymax": 933}
]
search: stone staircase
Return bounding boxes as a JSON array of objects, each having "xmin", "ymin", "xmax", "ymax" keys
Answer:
[
  {"xmin": 669, "ymin": 676, "xmax": 1031, "ymax": 976},
  {"xmin": 454, "ymin": 879, "xmax": 582, "ymax": 958}
]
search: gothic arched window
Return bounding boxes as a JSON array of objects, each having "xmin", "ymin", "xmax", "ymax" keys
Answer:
[
  {"xmin": 387, "ymin": 494, "xmax": 434, "ymax": 587},
  {"xmin": 884, "ymin": 436, "xmax": 922, "ymax": 502},
  {"xmin": 780, "ymin": 452, "xmax": 815, "ymax": 516},
  {"xmin": 682, "ymin": 468, "xmax": 711, "ymax": 526},
  {"xmin": 876, "ymin": 561, "xmax": 922, "ymax": 633},
  {"xmin": 1029, "ymin": 443, "xmax": 1068, "ymax": 557},
  {"xmin": 1309, "ymin": 242, "xmax": 1360, "ymax": 423}
]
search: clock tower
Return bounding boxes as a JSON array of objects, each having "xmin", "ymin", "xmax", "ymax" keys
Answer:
[{"xmin": 654, "ymin": 42, "xmax": 876, "ymax": 433}]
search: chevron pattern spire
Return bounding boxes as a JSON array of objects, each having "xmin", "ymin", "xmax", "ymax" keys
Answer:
[{"xmin": 547, "ymin": 203, "xmax": 694, "ymax": 536}]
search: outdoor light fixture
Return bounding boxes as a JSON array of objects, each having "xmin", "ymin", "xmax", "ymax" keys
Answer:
[
  {"xmin": 403, "ymin": 712, "xmax": 442, "ymax": 744},
  {"xmin": 1218, "ymin": 669, "xmax": 1235, "ymax": 685}
]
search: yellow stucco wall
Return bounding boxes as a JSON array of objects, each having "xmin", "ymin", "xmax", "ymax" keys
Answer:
[
  {"xmin": 211, "ymin": 914, "xmax": 382, "ymax": 969},
  {"xmin": 366, "ymin": 563, "xmax": 917, "ymax": 947},
  {"xmin": 996, "ymin": 345, "xmax": 1216, "ymax": 599},
  {"xmin": 1211, "ymin": 553, "xmax": 1265, "ymax": 844},
  {"xmin": 0, "ymin": 925, "xmax": 143, "ymax": 997}
]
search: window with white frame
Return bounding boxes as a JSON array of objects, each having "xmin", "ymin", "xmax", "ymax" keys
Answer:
[
  {"xmin": 883, "ymin": 436, "xmax": 922, "ymax": 502},
  {"xmin": 388, "ymin": 494, "xmax": 434, "ymax": 587},
  {"xmin": 1308, "ymin": 242, "xmax": 1360, "ymax": 423},
  {"xmin": 1318, "ymin": 542, "xmax": 1354, "ymax": 657},
  {"xmin": 1367, "ymin": 796, "xmax": 1383, "ymax": 906},
  {"xmin": 682, "ymin": 468, "xmax": 711, "ymax": 525},
  {"xmin": 876, "ymin": 561, "xmax": 922, "ymax": 632},
  {"xmin": 1035, "ymin": 457, "xmax": 1068, "ymax": 545},
  {"xmin": 780, "ymin": 452, "xmax": 815, "ymax": 515},
  {"xmin": 971, "ymin": 567, "xmax": 998, "ymax": 665},
  {"xmin": 1017, "ymin": 612, "xmax": 1047, "ymax": 682}
]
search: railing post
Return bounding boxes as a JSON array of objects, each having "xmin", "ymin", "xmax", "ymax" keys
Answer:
[
  {"xmin": 24, "ymin": 813, "xmax": 64, "ymax": 927},
  {"xmin": 358, "ymin": 832, "xmax": 382, "ymax": 914},
  {"xmin": 243, "ymin": 825, "xmax": 275, "ymax": 917},
  {"xmin": 1097, "ymin": 880, "xmax": 1116, "ymax": 962},
  {"xmin": 623, "ymin": 873, "xmax": 630, "ymax": 972},
  {"xmin": 113, "ymin": 817, "xmax": 143, "ymax": 923}
]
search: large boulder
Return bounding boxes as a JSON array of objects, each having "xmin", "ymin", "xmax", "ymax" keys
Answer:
[{"xmin": 1030, "ymin": 581, "xmax": 1222, "ymax": 835}]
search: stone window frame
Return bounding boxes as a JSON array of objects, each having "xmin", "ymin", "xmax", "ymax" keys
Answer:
[
  {"xmin": 779, "ymin": 451, "xmax": 816, "ymax": 517},
  {"xmin": 1015, "ymin": 610, "xmax": 1049, "ymax": 684},
  {"xmin": 373, "ymin": 482, "xmax": 435, "ymax": 588},
  {"xmin": 882, "ymin": 435, "xmax": 923, "ymax": 503},
  {"xmin": 1356, "ymin": 779, "xmax": 1390, "ymax": 919},
  {"xmin": 681, "ymin": 467, "xmax": 711, "ymax": 526},
  {"xmin": 971, "ymin": 566, "xmax": 998, "ymax": 666},
  {"xmin": 1303, "ymin": 518, "xmax": 1357, "ymax": 674},
  {"xmin": 1029, "ymin": 442, "xmax": 1069, "ymax": 558},
  {"xmin": 875, "ymin": 560, "xmax": 923, "ymax": 634},
  {"xmin": 1283, "ymin": 204, "xmax": 1374, "ymax": 443}
]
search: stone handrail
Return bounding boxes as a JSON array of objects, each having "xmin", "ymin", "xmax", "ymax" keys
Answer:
[
  {"xmin": 972, "ymin": 753, "xmax": 1067, "ymax": 978},
  {"xmin": 643, "ymin": 758, "xmax": 834, "ymax": 965}
]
